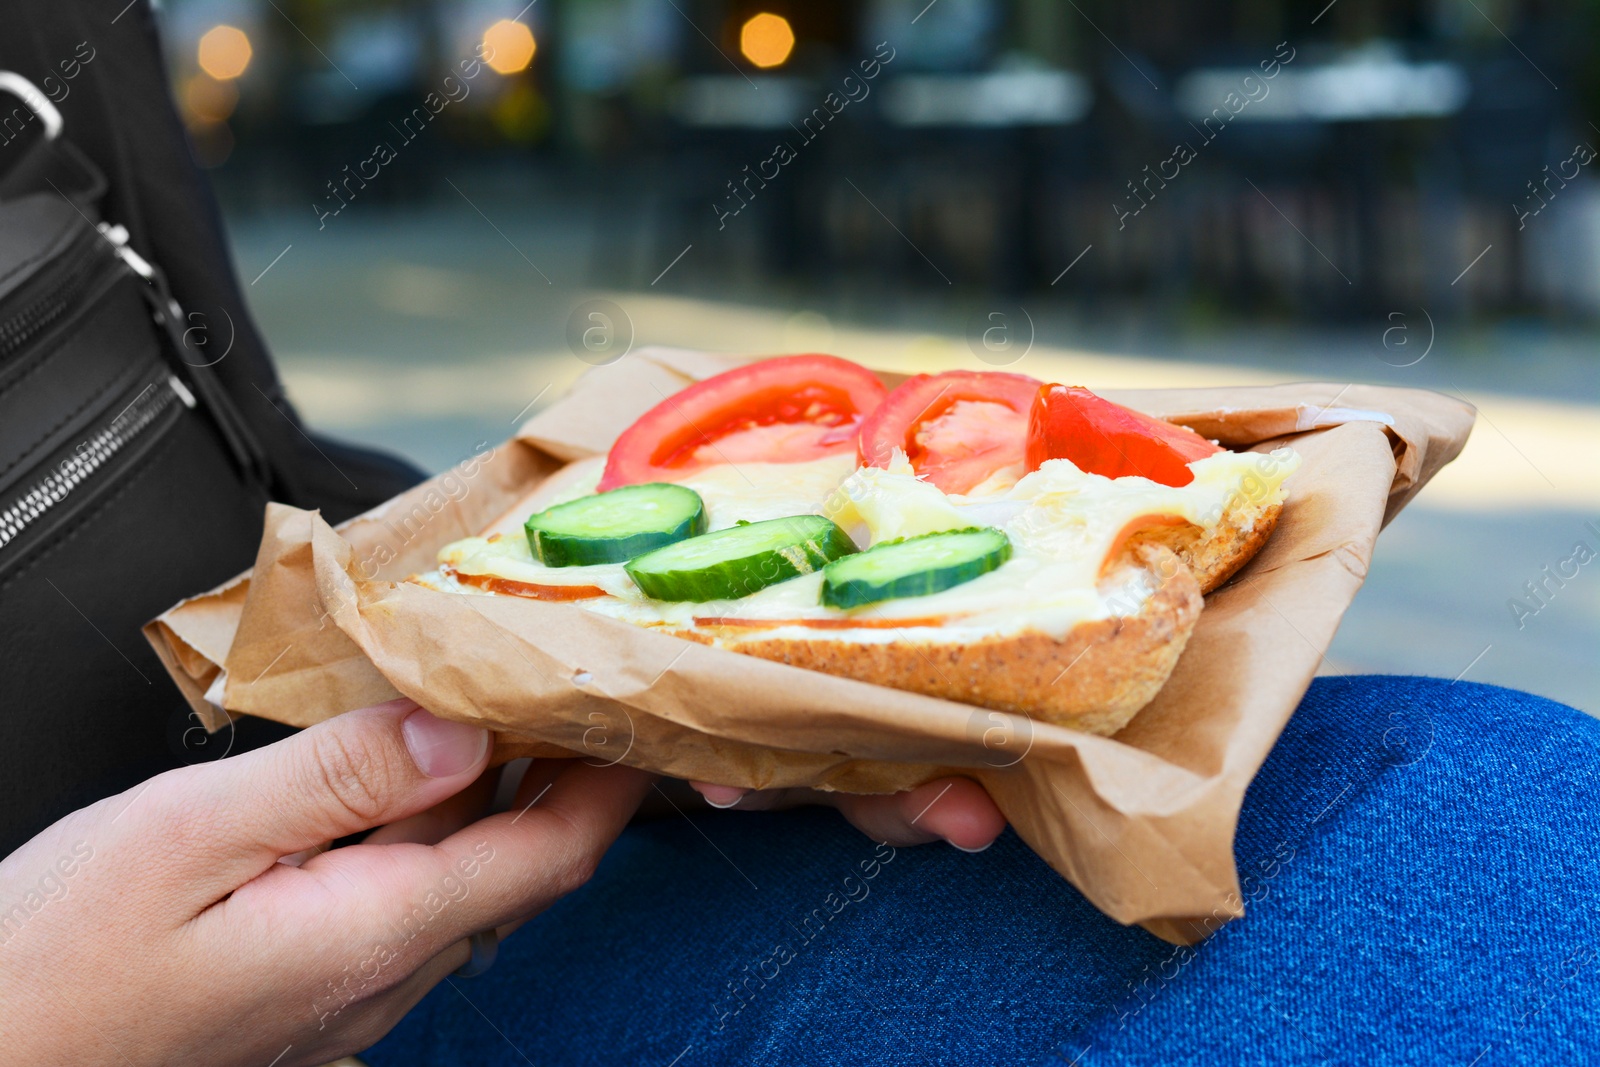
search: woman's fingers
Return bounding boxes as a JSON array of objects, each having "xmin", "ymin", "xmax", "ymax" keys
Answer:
[
  {"xmin": 689, "ymin": 776, "xmax": 1006, "ymax": 850},
  {"xmin": 691, "ymin": 781, "xmax": 749, "ymax": 809},
  {"xmin": 0, "ymin": 721, "xmax": 643, "ymax": 1063},
  {"xmin": 428, "ymin": 760, "xmax": 655, "ymax": 933},
  {"xmin": 132, "ymin": 698, "xmax": 491, "ymax": 903},
  {"xmin": 831, "ymin": 778, "xmax": 1006, "ymax": 850},
  {"xmin": 283, "ymin": 761, "xmax": 654, "ymax": 961},
  {"xmin": 362, "ymin": 764, "xmax": 501, "ymax": 847}
]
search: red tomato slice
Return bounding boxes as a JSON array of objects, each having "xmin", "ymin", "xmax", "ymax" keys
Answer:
[
  {"xmin": 856, "ymin": 370, "xmax": 1041, "ymax": 494},
  {"xmin": 1025, "ymin": 385, "xmax": 1222, "ymax": 487},
  {"xmin": 598, "ymin": 355, "xmax": 887, "ymax": 491},
  {"xmin": 445, "ymin": 568, "xmax": 611, "ymax": 601}
]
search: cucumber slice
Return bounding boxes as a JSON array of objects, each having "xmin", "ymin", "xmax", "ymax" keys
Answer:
[
  {"xmin": 821, "ymin": 527, "xmax": 1011, "ymax": 610},
  {"xmin": 525, "ymin": 483, "xmax": 706, "ymax": 567},
  {"xmin": 625, "ymin": 515, "xmax": 858, "ymax": 602}
]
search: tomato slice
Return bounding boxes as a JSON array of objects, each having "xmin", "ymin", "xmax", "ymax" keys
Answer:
[
  {"xmin": 1025, "ymin": 385, "xmax": 1222, "ymax": 487},
  {"xmin": 446, "ymin": 568, "xmax": 611, "ymax": 601},
  {"xmin": 598, "ymin": 355, "xmax": 888, "ymax": 491},
  {"xmin": 857, "ymin": 370, "xmax": 1041, "ymax": 494}
]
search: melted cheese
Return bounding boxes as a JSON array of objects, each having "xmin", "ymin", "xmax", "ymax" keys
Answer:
[
  {"xmin": 428, "ymin": 447, "xmax": 1300, "ymax": 642},
  {"xmin": 441, "ymin": 454, "xmax": 857, "ymax": 592},
  {"xmin": 674, "ymin": 454, "xmax": 859, "ymax": 527}
]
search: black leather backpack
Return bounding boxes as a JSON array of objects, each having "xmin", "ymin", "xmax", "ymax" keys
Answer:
[{"xmin": 0, "ymin": 4, "xmax": 422, "ymax": 857}]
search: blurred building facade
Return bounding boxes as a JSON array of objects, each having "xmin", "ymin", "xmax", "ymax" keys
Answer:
[{"xmin": 161, "ymin": 0, "xmax": 1600, "ymax": 319}]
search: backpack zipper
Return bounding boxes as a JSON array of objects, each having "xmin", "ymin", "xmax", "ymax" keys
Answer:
[
  {"xmin": 0, "ymin": 218, "xmax": 268, "ymax": 546},
  {"xmin": 0, "ymin": 372, "xmax": 194, "ymax": 550},
  {"xmin": 0, "ymin": 228, "xmax": 109, "ymax": 362}
]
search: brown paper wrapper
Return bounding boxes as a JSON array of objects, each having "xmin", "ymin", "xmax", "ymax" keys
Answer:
[{"xmin": 145, "ymin": 348, "xmax": 1473, "ymax": 944}]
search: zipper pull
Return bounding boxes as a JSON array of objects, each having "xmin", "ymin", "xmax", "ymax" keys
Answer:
[
  {"xmin": 97, "ymin": 222, "xmax": 153, "ymax": 279},
  {"xmin": 168, "ymin": 374, "xmax": 197, "ymax": 410},
  {"xmin": 97, "ymin": 222, "xmax": 186, "ymax": 325}
]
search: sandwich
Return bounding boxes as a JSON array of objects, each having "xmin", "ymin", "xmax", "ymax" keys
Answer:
[{"xmin": 412, "ymin": 355, "xmax": 1299, "ymax": 736}]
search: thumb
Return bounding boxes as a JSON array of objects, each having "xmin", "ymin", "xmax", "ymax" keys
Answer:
[{"xmin": 153, "ymin": 698, "xmax": 491, "ymax": 898}]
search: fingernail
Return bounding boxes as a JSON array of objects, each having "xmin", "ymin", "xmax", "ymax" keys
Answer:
[
  {"xmin": 402, "ymin": 707, "xmax": 489, "ymax": 778},
  {"xmin": 949, "ymin": 839, "xmax": 994, "ymax": 854},
  {"xmin": 699, "ymin": 785, "xmax": 746, "ymax": 809}
]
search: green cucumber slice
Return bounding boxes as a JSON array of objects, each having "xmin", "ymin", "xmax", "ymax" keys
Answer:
[
  {"xmin": 525, "ymin": 483, "xmax": 706, "ymax": 567},
  {"xmin": 821, "ymin": 527, "xmax": 1011, "ymax": 609},
  {"xmin": 625, "ymin": 515, "xmax": 858, "ymax": 602}
]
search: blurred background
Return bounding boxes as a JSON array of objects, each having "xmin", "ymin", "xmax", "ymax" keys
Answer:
[{"xmin": 155, "ymin": 0, "xmax": 1597, "ymax": 711}]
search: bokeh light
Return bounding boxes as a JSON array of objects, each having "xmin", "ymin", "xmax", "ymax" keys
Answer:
[
  {"xmin": 197, "ymin": 25, "xmax": 252, "ymax": 81},
  {"xmin": 483, "ymin": 20, "xmax": 537, "ymax": 75},
  {"xmin": 181, "ymin": 73, "xmax": 239, "ymax": 125},
  {"xmin": 739, "ymin": 13, "xmax": 795, "ymax": 69}
]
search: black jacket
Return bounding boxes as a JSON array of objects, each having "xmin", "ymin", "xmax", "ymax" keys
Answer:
[{"xmin": 0, "ymin": 2, "xmax": 423, "ymax": 856}]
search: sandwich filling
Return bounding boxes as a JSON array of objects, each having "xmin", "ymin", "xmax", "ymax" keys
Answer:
[{"xmin": 423, "ymin": 445, "xmax": 1299, "ymax": 643}]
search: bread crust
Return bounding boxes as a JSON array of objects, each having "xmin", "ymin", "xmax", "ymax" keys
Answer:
[
  {"xmin": 676, "ymin": 545, "xmax": 1204, "ymax": 735},
  {"xmin": 1128, "ymin": 502, "xmax": 1281, "ymax": 594}
]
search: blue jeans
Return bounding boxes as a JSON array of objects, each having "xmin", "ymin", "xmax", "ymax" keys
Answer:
[{"xmin": 366, "ymin": 677, "xmax": 1600, "ymax": 1066}]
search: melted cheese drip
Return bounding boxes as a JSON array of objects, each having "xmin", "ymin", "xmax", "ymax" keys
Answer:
[{"xmin": 430, "ymin": 447, "xmax": 1300, "ymax": 642}]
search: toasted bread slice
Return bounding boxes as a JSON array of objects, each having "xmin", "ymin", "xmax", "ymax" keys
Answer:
[
  {"xmin": 669, "ymin": 543, "xmax": 1202, "ymax": 735},
  {"xmin": 412, "ymin": 447, "xmax": 1295, "ymax": 736}
]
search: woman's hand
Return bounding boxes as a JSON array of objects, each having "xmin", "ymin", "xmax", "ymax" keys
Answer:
[
  {"xmin": 689, "ymin": 778, "xmax": 1006, "ymax": 852},
  {"xmin": 0, "ymin": 698, "xmax": 651, "ymax": 1066}
]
